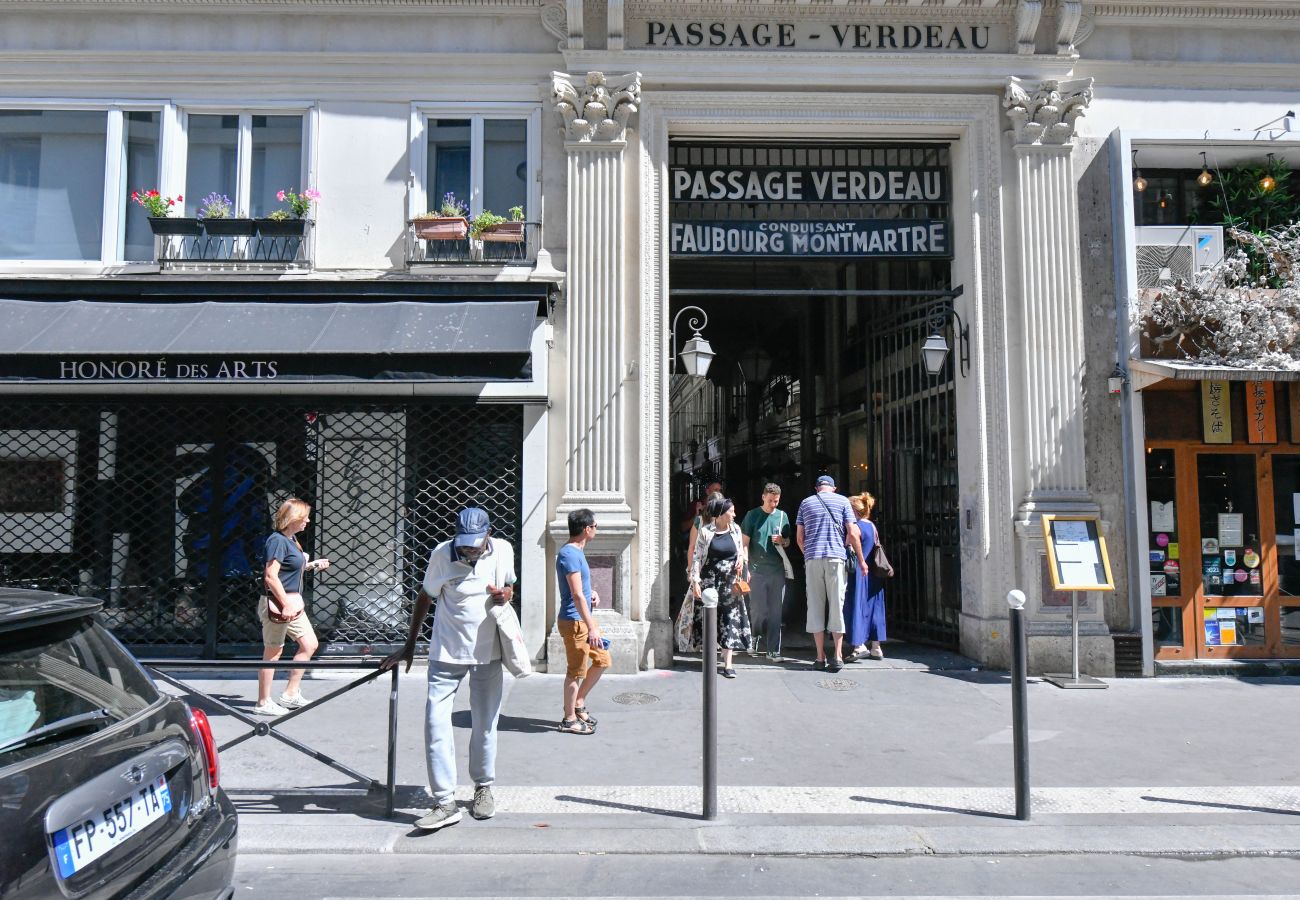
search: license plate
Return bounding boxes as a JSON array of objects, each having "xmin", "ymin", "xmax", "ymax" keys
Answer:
[{"xmin": 51, "ymin": 775, "xmax": 172, "ymax": 878}]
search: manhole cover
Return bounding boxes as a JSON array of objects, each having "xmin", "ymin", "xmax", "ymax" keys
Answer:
[
  {"xmin": 816, "ymin": 678, "xmax": 858, "ymax": 691},
  {"xmin": 612, "ymin": 691, "xmax": 660, "ymax": 705}
]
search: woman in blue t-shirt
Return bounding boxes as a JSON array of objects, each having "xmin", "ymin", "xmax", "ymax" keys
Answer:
[{"xmin": 256, "ymin": 498, "xmax": 331, "ymax": 716}]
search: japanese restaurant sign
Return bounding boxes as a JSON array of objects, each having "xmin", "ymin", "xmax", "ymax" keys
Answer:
[
  {"xmin": 1201, "ymin": 380, "xmax": 1232, "ymax": 444},
  {"xmin": 1246, "ymin": 380, "xmax": 1277, "ymax": 444}
]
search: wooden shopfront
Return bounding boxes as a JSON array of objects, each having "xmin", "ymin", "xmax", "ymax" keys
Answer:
[{"xmin": 1142, "ymin": 376, "xmax": 1300, "ymax": 660}]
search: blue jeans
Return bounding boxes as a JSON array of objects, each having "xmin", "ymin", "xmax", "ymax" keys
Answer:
[
  {"xmin": 748, "ymin": 570, "xmax": 787, "ymax": 654},
  {"xmin": 425, "ymin": 660, "xmax": 505, "ymax": 806}
]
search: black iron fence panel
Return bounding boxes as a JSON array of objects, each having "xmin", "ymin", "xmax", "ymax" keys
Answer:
[
  {"xmin": 0, "ymin": 399, "xmax": 522, "ymax": 657},
  {"xmin": 870, "ymin": 298, "xmax": 962, "ymax": 649}
]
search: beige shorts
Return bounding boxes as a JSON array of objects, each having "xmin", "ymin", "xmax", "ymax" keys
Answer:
[
  {"xmin": 558, "ymin": 619, "xmax": 612, "ymax": 678},
  {"xmin": 258, "ymin": 594, "xmax": 316, "ymax": 648}
]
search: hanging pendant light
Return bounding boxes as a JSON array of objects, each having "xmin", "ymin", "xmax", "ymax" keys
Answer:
[
  {"xmin": 1260, "ymin": 153, "xmax": 1277, "ymax": 192},
  {"xmin": 1197, "ymin": 151, "xmax": 1214, "ymax": 187},
  {"xmin": 1132, "ymin": 149, "xmax": 1148, "ymax": 193}
]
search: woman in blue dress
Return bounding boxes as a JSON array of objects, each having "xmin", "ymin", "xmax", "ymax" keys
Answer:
[{"xmin": 844, "ymin": 492, "xmax": 886, "ymax": 661}]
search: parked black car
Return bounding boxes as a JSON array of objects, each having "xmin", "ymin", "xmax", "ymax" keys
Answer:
[{"xmin": 0, "ymin": 589, "xmax": 237, "ymax": 899}]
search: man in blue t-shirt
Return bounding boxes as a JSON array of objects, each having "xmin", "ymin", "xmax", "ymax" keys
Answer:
[
  {"xmin": 796, "ymin": 475, "xmax": 867, "ymax": 672},
  {"xmin": 555, "ymin": 508, "xmax": 610, "ymax": 734}
]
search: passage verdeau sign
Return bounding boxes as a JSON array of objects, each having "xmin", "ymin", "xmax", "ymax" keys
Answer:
[{"xmin": 634, "ymin": 20, "xmax": 1006, "ymax": 52}]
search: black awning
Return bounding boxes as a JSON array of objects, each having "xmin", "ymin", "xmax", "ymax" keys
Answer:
[{"xmin": 0, "ymin": 298, "xmax": 539, "ymax": 383}]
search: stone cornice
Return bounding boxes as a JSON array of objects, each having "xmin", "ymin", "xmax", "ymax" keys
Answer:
[
  {"xmin": 552, "ymin": 71, "xmax": 640, "ymax": 143},
  {"xmin": 1086, "ymin": 1, "xmax": 1300, "ymax": 23},
  {"xmin": 0, "ymin": 0, "xmax": 543, "ymax": 9},
  {"xmin": 624, "ymin": 0, "xmax": 1017, "ymax": 25},
  {"xmin": 1003, "ymin": 75, "xmax": 1093, "ymax": 146}
]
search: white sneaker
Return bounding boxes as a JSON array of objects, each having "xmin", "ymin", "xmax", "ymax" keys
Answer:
[
  {"xmin": 278, "ymin": 692, "xmax": 308, "ymax": 709},
  {"xmin": 253, "ymin": 699, "xmax": 289, "ymax": 716}
]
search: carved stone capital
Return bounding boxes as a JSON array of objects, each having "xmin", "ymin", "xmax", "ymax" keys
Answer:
[
  {"xmin": 1003, "ymin": 76, "xmax": 1093, "ymax": 146},
  {"xmin": 552, "ymin": 71, "xmax": 642, "ymax": 144}
]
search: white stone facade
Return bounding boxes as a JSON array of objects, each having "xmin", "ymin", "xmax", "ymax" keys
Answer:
[{"xmin": 2, "ymin": 0, "xmax": 1298, "ymax": 673}]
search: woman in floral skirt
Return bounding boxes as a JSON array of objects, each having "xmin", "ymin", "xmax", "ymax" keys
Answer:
[{"xmin": 689, "ymin": 496, "xmax": 750, "ymax": 679}]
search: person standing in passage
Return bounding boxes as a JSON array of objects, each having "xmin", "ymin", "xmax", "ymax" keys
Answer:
[
  {"xmin": 740, "ymin": 483, "xmax": 793, "ymax": 661},
  {"xmin": 689, "ymin": 497, "xmax": 750, "ymax": 679},
  {"xmin": 256, "ymin": 498, "xmax": 330, "ymax": 716},
  {"xmin": 686, "ymin": 481, "xmax": 724, "ymax": 560},
  {"xmin": 844, "ymin": 492, "xmax": 887, "ymax": 661},
  {"xmin": 556, "ymin": 509, "xmax": 611, "ymax": 735},
  {"xmin": 380, "ymin": 507, "xmax": 516, "ymax": 831},
  {"xmin": 796, "ymin": 475, "xmax": 866, "ymax": 672}
]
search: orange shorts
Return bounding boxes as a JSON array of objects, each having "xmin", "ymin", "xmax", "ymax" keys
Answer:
[{"xmin": 558, "ymin": 618, "xmax": 612, "ymax": 677}]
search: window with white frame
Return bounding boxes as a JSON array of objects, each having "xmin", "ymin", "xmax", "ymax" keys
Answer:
[
  {"xmin": 412, "ymin": 107, "xmax": 539, "ymax": 223},
  {"xmin": 183, "ymin": 112, "xmax": 306, "ymax": 219}
]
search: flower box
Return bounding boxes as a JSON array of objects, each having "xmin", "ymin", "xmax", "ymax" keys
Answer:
[
  {"xmin": 202, "ymin": 218, "xmax": 256, "ymax": 237},
  {"xmin": 480, "ymin": 222, "xmax": 525, "ymax": 243},
  {"xmin": 414, "ymin": 216, "xmax": 469, "ymax": 241},
  {"xmin": 148, "ymin": 217, "xmax": 202, "ymax": 236},
  {"xmin": 254, "ymin": 218, "xmax": 310, "ymax": 237}
]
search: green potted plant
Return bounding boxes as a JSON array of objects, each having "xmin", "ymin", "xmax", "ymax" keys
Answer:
[
  {"xmin": 255, "ymin": 188, "xmax": 320, "ymax": 237},
  {"xmin": 198, "ymin": 192, "xmax": 255, "ymax": 236},
  {"xmin": 413, "ymin": 192, "xmax": 469, "ymax": 240},
  {"xmin": 477, "ymin": 205, "xmax": 526, "ymax": 243},
  {"xmin": 135, "ymin": 189, "xmax": 200, "ymax": 236}
]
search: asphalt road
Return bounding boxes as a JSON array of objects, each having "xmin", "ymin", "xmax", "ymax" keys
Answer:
[{"xmin": 233, "ymin": 852, "xmax": 1300, "ymax": 898}]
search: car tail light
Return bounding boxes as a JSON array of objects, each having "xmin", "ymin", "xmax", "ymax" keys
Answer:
[{"xmin": 188, "ymin": 707, "xmax": 219, "ymax": 794}]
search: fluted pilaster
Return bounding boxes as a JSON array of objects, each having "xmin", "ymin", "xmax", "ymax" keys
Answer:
[{"xmin": 1005, "ymin": 76, "xmax": 1093, "ymax": 502}]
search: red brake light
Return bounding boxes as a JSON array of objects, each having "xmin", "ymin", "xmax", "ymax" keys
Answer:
[{"xmin": 188, "ymin": 707, "xmax": 219, "ymax": 793}]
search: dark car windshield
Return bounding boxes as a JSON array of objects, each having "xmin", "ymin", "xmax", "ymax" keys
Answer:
[{"xmin": 0, "ymin": 617, "xmax": 159, "ymax": 766}]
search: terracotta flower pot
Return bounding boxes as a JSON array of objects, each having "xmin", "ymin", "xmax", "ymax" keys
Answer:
[
  {"xmin": 480, "ymin": 222, "xmax": 525, "ymax": 243},
  {"xmin": 414, "ymin": 217, "xmax": 469, "ymax": 240}
]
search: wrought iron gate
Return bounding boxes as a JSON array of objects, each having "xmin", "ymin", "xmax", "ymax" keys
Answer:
[
  {"xmin": 870, "ymin": 299, "xmax": 962, "ymax": 648},
  {"xmin": 0, "ymin": 399, "xmax": 522, "ymax": 657}
]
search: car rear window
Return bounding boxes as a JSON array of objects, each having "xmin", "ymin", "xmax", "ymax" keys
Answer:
[{"xmin": 0, "ymin": 617, "xmax": 160, "ymax": 766}]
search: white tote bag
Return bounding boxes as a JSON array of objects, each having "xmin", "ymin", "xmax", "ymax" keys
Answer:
[{"xmin": 490, "ymin": 602, "xmax": 533, "ymax": 678}]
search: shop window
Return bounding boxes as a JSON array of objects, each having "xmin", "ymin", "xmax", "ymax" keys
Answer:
[
  {"xmin": 412, "ymin": 108, "xmax": 537, "ymax": 221},
  {"xmin": 1203, "ymin": 606, "xmax": 1266, "ymax": 648},
  {"xmin": 1132, "ymin": 169, "xmax": 1213, "ymax": 226},
  {"xmin": 1272, "ymin": 454, "xmax": 1300, "ymax": 597},
  {"xmin": 1151, "ymin": 605, "xmax": 1183, "ymax": 648},
  {"xmin": 1197, "ymin": 454, "xmax": 1262, "ymax": 598},
  {"xmin": 0, "ymin": 109, "xmax": 108, "ymax": 260},
  {"xmin": 1282, "ymin": 607, "xmax": 1300, "ymax": 646},
  {"xmin": 184, "ymin": 112, "xmax": 305, "ymax": 218},
  {"xmin": 1146, "ymin": 448, "xmax": 1181, "ymax": 598}
]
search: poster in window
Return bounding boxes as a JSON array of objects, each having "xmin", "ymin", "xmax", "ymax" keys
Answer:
[
  {"xmin": 1150, "ymin": 501, "xmax": 1175, "ymax": 532},
  {"xmin": 1218, "ymin": 513, "xmax": 1245, "ymax": 548},
  {"xmin": 1204, "ymin": 611, "xmax": 1221, "ymax": 646},
  {"xmin": 1150, "ymin": 573, "xmax": 1167, "ymax": 596}
]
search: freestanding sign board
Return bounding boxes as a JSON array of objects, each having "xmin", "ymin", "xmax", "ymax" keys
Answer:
[{"xmin": 1041, "ymin": 515, "xmax": 1114, "ymax": 689}]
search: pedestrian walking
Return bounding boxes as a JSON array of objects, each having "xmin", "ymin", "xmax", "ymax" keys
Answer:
[
  {"xmin": 380, "ymin": 507, "xmax": 516, "ymax": 832},
  {"xmin": 795, "ymin": 475, "xmax": 867, "ymax": 672},
  {"xmin": 844, "ymin": 492, "xmax": 887, "ymax": 661},
  {"xmin": 556, "ymin": 509, "xmax": 610, "ymax": 735},
  {"xmin": 685, "ymin": 481, "xmax": 724, "ymax": 562},
  {"xmin": 740, "ymin": 483, "xmax": 793, "ymax": 660},
  {"xmin": 689, "ymin": 496, "xmax": 750, "ymax": 679},
  {"xmin": 256, "ymin": 498, "xmax": 330, "ymax": 716}
]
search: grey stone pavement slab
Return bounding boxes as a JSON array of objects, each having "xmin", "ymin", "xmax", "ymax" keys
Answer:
[{"xmin": 153, "ymin": 644, "xmax": 1300, "ymax": 858}]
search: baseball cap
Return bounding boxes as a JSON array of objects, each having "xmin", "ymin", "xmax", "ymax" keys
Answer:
[
  {"xmin": 453, "ymin": 507, "xmax": 491, "ymax": 547},
  {"xmin": 815, "ymin": 474, "xmax": 836, "ymax": 488}
]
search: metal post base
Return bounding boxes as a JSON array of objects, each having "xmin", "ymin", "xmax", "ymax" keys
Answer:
[{"xmin": 1043, "ymin": 672, "xmax": 1109, "ymax": 689}]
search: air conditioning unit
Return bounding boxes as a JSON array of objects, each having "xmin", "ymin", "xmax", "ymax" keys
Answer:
[{"xmin": 1135, "ymin": 225, "xmax": 1224, "ymax": 288}]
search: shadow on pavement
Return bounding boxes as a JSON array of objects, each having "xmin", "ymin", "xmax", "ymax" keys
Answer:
[
  {"xmin": 552, "ymin": 793, "xmax": 702, "ymax": 820},
  {"xmin": 849, "ymin": 794, "xmax": 1016, "ymax": 820},
  {"xmin": 452, "ymin": 710, "xmax": 557, "ymax": 733},
  {"xmin": 1140, "ymin": 795, "xmax": 1300, "ymax": 817}
]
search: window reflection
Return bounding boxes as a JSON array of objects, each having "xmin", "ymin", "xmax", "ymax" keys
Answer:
[
  {"xmin": 1273, "ymin": 455, "xmax": 1300, "ymax": 597},
  {"xmin": 1146, "ymin": 449, "xmax": 1180, "ymax": 598},
  {"xmin": 1197, "ymin": 454, "xmax": 1261, "ymax": 598},
  {"xmin": 185, "ymin": 115, "xmax": 238, "ymax": 218},
  {"xmin": 427, "ymin": 119, "xmax": 470, "ymax": 215}
]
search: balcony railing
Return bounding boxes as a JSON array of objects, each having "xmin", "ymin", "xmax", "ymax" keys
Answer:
[
  {"xmin": 151, "ymin": 218, "xmax": 314, "ymax": 271},
  {"xmin": 405, "ymin": 220, "xmax": 539, "ymax": 266}
]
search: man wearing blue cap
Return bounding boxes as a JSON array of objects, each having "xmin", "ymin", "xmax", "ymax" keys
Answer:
[
  {"xmin": 381, "ymin": 507, "xmax": 516, "ymax": 831},
  {"xmin": 796, "ymin": 474, "xmax": 867, "ymax": 672}
]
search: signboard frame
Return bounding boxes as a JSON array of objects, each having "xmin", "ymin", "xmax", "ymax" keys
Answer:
[{"xmin": 1041, "ymin": 514, "xmax": 1115, "ymax": 593}]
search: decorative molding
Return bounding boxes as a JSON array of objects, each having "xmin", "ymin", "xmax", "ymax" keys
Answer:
[
  {"xmin": 0, "ymin": 0, "xmax": 545, "ymax": 7},
  {"xmin": 623, "ymin": 0, "xmax": 1018, "ymax": 26},
  {"xmin": 551, "ymin": 70, "xmax": 641, "ymax": 143},
  {"xmin": 608, "ymin": 0, "xmax": 625, "ymax": 51},
  {"xmin": 1016, "ymin": 0, "xmax": 1043, "ymax": 56},
  {"xmin": 1003, "ymin": 76, "xmax": 1093, "ymax": 146},
  {"xmin": 540, "ymin": 1, "xmax": 569, "ymax": 51},
  {"xmin": 565, "ymin": 0, "xmax": 583, "ymax": 48},
  {"xmin": 1087, "ymin": 2, "xmax": 1300, "ymax": 22},
  {"xmin": 1055, "ymin": 0, "xmax": 1082, "ymax": 55}
]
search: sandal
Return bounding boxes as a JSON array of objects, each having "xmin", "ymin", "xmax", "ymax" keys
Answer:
[
  {"xmin": 558, "ymin": 717, "xmax": 595, "ymax": 735},
  {"xmin": 575, "ymin": 706, "xmax": 598, "ymax": 726}
]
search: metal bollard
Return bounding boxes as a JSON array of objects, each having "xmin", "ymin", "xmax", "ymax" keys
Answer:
[
  {"xmin": 700, "ymin": 586, "xmax": 719, "ymax": 820},
  {"xmin": 1007, "ymin": 589, "xmax": 1030, "ymax": 821}
]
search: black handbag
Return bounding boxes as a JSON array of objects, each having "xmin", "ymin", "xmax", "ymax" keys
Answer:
[{"xmin": 865, "ymin": 522, "xmax": 895, "ymax": 578}]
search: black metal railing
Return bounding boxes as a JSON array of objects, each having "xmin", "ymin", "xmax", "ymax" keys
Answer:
[
  {"xmin": 143, "ymin": 659, "xmax": 400, "ymax": 818},
  {"xmin": 153, "ymin": 219, "xmax": 313, "ymax": 270},
  {"xmin": 405, "ymin": 221, "xmax": 539, "ymax": 266}
]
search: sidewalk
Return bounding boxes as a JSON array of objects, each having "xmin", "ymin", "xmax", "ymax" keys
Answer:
[{"xmin": 159, "ymin": 645, "xmax": 1300, "ymax": 859}]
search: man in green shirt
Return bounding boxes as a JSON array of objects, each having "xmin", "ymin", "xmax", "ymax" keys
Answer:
[{"xmin": 740, "ymin": 483, "xmax": 793, "ymax": 660}]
